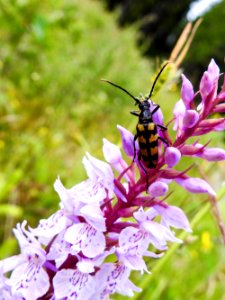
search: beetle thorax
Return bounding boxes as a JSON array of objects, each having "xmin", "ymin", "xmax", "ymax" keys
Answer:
[{"xmin": 139, "ymin": 100, "xmax": 152, "ymax": 123}]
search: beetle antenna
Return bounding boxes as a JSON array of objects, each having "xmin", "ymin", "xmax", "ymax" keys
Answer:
[
  {"xmin": 148, "ymin": 62, "xmax": 169, "ymax": 98},
  {"xmin": 101, "ymin": 79, "xmax": 141, "ymax": 105}
]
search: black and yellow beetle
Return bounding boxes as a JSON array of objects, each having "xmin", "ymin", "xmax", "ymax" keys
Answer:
[{"xmin": 102, "ymin": 63, "xmax": 168, "ymax": 182}]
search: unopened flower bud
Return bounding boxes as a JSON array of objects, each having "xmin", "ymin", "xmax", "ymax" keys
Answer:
[
  {"xmin": 196, "ymin": 145, "xmax": 225, "ymax": 161},
  {"xmin": 175, "ymin": 177, "xmax": 216, "ymax": 196},
  {"xmin": 172, "ymin": 99, "xmax": 185, "ymax": 136},
  {"xmin": 208, "ymin": 59, "xmax": 220, "ymax": 81},
  {"xmin": 200, "ymin": 71, "xmax": 213, "ymax": 99},
  {"xmin": 165, "ymin": 147, "xmax": 181, "ymax": 167},
  {"xmin": 183, "ymin": 110, "xmax": 199, "ymax": 128},
  {"xmin": 181, "ymin": 74, "xmax": 194, "ymax": 108},
  {"xmin": 148, "ymin": 181, "xmax": 168, "ymax": 197}
]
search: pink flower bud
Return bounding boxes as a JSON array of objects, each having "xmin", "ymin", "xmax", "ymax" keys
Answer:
[
  {"xmin": 165, "ymin": 147, "xmax": 181, "ymax": 167},
  {"xmin": 196, "ymin": 145, "xmax": 225, "ymax": 161},
  {"xmin": 180, "ymin": 144, "xmax": 203, "ymax": 156},
  {"xmin": 198, "ymin": 118, "xmax": 225, "ymax": 132},
  {"xmin": 175, "ymin": 177, "xmax": 216, "ymax": 196},
  {"xmin": 148, "ymin": 181, "xmax": 168, "ymax": 197},
  {"xmin": 208, "ymin": 58, "xmax": 220, "ymax": 81},
  {"xmin": 183, "ymin": 109, "xmax": 199, "ymax": 128},
  {"xmin": 181, "ymin": 74, "xmax": 194, "ymax": 108},
  {"xmin": 199, "ymin": 71, "xmax": 213, "ymax": 99},
  {"xmin": 172, "ymin": 99, "xmax": 186, "ymax": 136}
]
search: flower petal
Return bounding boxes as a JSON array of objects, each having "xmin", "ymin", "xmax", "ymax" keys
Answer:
[
  {"xmin": 117, "ymin": 125, "xmax": 136, "ymax": 157},
  {"xmin": 64, "ymin": 223, "xmax": 106, "ymax": 258},
  {"xmin": 79, "ymin": 204, "xmax": 106, "ymax": 231},
  {"xmin": 154, "ymin": 204, "xmax": 192, "ymax": 232},
  {"xmin": 9, "ymin": 263, "xmax": 49, "ymax": 300},
  {"xmin": 95, "ymin": 263, "xmax": 141, "ymax": 298},
  {"xmin": 103, "ymin": 138, "xmax": 122, "ymax": 164},
  {"xmin": 53, "ymin": 269, "xmax": 95, "ymax": 300},
  {"xmin": 31, "ymin": 210, "xmax": 72, "ymax": 240},
  {"xmin": 118, "ymin": 226, "xmax": 149, "ymax": 255}
]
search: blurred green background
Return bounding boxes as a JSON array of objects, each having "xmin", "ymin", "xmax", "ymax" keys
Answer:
[{"xmin": 0, "ymin": 0, "xmax": 225, "ymax": 299}]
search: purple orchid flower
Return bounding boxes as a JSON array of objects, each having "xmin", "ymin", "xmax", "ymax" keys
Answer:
[{"xmin": 1, "ymin": 59, "xmax": 225, "ymax": 299}]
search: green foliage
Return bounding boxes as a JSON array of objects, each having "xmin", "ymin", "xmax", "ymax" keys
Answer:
[
  {"xmin": 0, "ymin": 0, "xmax": 153, "ymax": 241},
  {"xmin": 0, "ymin": 1, "xmax": 225, "ymax": 299}
]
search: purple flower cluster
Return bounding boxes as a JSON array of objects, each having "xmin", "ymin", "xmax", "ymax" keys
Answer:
[{"xmin": 1, "ymin": 60, "xmax": 225, "ymax": 300}]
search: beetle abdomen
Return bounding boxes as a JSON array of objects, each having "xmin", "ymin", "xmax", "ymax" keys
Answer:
[{"xmin": 137, "ymin": 122, "xmax": 158, "ymax": 168}]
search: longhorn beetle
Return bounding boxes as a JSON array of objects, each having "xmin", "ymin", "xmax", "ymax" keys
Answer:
[{"xmin": 102, "ymin": 63, "xmax": 169, "ymax": 188}]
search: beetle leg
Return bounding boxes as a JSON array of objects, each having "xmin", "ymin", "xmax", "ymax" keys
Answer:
[
  {"xmin": 156, "ymin": 124, "xmax": 167, "ymax": 131},
  {"xmin": 151, "ymin": 104, "xmax": 160, "ymax": 115},
  {"xmin": 130, "ymin": 111, "xmax": 140, "ymax": 117},
  {"xmin": 133, "ymin": 134, "xmax": 138, "ymax": 161},
  {"xmin": 158, "ymin": 136, "xmax": 169, "ymax": 146},
  {"xmin": 137, "ymin": 154, "xmax": 149, "ymax": 191}
]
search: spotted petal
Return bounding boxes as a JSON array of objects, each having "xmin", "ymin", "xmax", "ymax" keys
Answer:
[
  {"xmin": 53, "ymin": 269, "xmax": 95, "ymax": 300},
  {"xmin": 9, "ymin": 262, "xmax": 49, "ymax": 300},
  {"xmin": 64, "ymin": 223, "xmax": 106, "ymax": 258}
]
